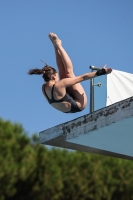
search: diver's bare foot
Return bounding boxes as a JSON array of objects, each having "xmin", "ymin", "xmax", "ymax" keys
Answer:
[{"xmin": 48, "ymin": 32, "xmax": 62, "ymax": 47}]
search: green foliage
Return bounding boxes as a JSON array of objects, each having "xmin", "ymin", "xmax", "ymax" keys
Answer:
[{"xmin": 0, "ymin": 118, "xmax": 133, "ymax": 200}]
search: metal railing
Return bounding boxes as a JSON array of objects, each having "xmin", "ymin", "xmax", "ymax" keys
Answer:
[{"xmin": 89, "ymin": 65, "xmax": 102, "ymax": 113}]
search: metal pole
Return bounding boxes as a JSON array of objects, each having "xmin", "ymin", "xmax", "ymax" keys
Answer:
[
  {"xmin": 89, "ymin": 66, "xmax": 102, "ymax": 113},
  {"xmin": 90, "ymin": 71, "xmax": 94, "ymax": 113},
  {"xmin": 90, "ymin": 65, "xmax": 102, "ymax": 71}
]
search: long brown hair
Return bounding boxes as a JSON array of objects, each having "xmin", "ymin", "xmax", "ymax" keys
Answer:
[{"xmin": 28, "ymin": 63, "xmax": 57, "ymax": 82}]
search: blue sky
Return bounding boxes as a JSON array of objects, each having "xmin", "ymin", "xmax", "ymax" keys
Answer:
[{"xmin": 0, "ymin": 1, "xmax": 133, "ymax": 136}]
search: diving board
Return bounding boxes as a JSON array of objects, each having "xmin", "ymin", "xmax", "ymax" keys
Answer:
[{"xmin": 39, "ymin": 96, "xmax": 133, "ymax": 160}]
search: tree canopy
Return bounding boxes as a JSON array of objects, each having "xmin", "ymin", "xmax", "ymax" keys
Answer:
[{"xmin": 0, "ymin": 118, "xmax": 133, "ymax": 200}]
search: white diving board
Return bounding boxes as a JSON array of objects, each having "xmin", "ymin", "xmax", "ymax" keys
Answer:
[{"xmin": 39, "ymin": 96, "xmax": 133, "ymax": 160}]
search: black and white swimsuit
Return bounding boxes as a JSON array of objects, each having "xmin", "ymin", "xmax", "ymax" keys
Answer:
[{"xmin": 43, "ymin": 84, "xmax": 82, "ymax": 113}]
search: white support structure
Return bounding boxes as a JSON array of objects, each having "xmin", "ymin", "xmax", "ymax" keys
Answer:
[{"xmin": 39, "ymin": 97, "xmax": 133, "ymax": 160}]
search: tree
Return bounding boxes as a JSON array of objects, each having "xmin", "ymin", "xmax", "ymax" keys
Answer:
[{"xmin": 1, "ymin": 118, "xmax": 133, "ymax": 200}]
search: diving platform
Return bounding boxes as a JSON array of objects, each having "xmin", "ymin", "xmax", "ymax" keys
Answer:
[{"xmin": 39, "ymin": 96, "xmax": 133, "ymax": 160}]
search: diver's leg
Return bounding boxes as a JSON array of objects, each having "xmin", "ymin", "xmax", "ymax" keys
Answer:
[
  {"xmin": 49, "ymin": 32, "xmax": 87, "ymax": 110},
  {"xmin": 49, "ymin": 34, "xmax": 66, "ymax": 80}
]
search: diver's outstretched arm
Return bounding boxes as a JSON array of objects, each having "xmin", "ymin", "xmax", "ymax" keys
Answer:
[{"xmin": 58, "ymin": 67, "xmax": 112, "ymax": 88}]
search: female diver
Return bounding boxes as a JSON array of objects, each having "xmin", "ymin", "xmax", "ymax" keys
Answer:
[{"xmin": 28, "ymin": 32, "xmax": 112, "ymax": 113}]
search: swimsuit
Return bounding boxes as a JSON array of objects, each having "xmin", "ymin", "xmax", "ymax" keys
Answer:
[{"xmin": 43, "ymin": 84, "xmax": 82, "ymax": 113}]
